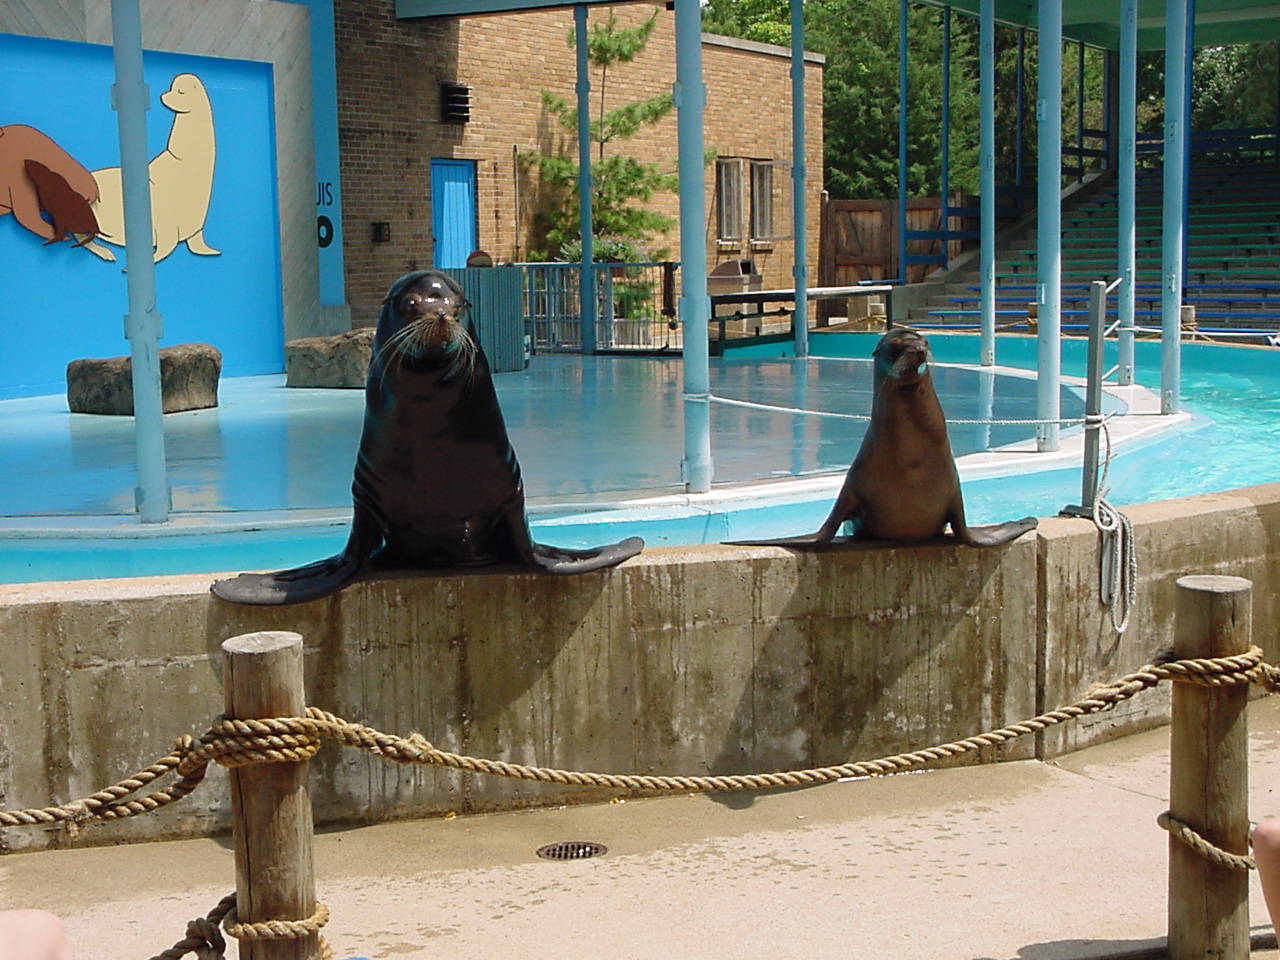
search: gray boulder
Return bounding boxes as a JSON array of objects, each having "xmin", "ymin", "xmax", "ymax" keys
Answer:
[
  {"xmin": 285, "ymin": 327, "xmax": 374, "ymax": 388},
  {"xmin": 66, "ymin": 343, "xmax": 222, "ymax": 415}
]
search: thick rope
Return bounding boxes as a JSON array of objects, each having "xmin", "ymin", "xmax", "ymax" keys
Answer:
[
  {"xmin": 0, "ymin": 648, "xmax": 1270, "ymax": 828},
  {"xmin": 1158, "ymin": 811, "xmax": 1256, "ymax": 872},
  {"xmin": 1090, "ymin": 418, "xmax": 1138, "ymax": 633},
  {"xmin": 151, "ymin": 894, "xmax": 332, "ymax": 960}
]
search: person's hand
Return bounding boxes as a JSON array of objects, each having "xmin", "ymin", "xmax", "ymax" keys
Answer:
[{"xmin": 0, "ymin": 911, "xmax": 71, "ymax": 960}]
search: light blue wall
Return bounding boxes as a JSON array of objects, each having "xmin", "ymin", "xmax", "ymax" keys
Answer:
[
  {"xmin": 0, "ymin": 34, "xmax": 282, "ymax": 399},
  {"xmin": 279, "ymin": 0, "xmax": 346, "ymax": 308}
]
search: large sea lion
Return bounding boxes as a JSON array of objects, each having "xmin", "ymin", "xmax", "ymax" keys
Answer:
[
  {"xmin": 731, "ymin": 328, "xmax": 1037, "ymax": 548},
  {"xmin": 212, "ymin": 270, "xmax": 643, "ymax": 606}
]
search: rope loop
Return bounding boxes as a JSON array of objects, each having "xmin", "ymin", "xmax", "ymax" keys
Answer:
[
  {"xmin": 224, "ymin": 901, "xmax": 330, "ymax": 941},
  {"xmin": 1158, "ymin": 811, "xmax": 1256, "ymax": 872}
]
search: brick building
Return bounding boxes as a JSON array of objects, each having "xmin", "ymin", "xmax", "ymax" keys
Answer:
[
  {"xmin": 334, "ymin": 1, "xmax": 826, "ymax": 324},
  {"xmin": 0, "ymin": 0, "xmax": 823, "ymax": 396}
]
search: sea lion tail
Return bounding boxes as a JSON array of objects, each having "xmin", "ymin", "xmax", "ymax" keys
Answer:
[{"xmin": 528, "ymin": 536, "xmax": 644, "ymax": 574}]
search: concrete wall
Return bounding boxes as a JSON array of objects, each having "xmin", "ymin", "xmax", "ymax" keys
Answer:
[{"xmin": 1, "ymin": 482, "xmax": 1277, "ymax": 853}]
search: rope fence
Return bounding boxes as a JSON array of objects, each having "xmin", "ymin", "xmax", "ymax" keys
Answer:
[{"xmin": 1, "ymin": 624, "xmax": 1276, "ymax": 958}]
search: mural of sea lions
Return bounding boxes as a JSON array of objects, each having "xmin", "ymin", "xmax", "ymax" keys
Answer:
[
  {"xmin": 23, "ymin": 159, "xmax": 100, "ymax": 245},
  {"xmin": 212, "ymin": 270, "xmax": 644, "ymax": 606},
  {"xmin": 0, "ymin": 124, "xmax": 99, "ymax": 243},
  {"xmin": 730, "ymin": 328, "xmax": 1038, "ymax": 548},
  {"xmin": 80, "ymin": 73, "xmax": 219, "ymax": 263}
]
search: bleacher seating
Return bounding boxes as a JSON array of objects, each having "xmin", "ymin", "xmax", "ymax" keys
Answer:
[{"xmin": 909, "ymin": 160, "xmax": 1280, "ymax": 341}]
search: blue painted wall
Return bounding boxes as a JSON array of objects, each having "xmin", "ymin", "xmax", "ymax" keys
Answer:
[{"xmin": 0, "ymin": 34, "xmax": 282, "ymax": 400}]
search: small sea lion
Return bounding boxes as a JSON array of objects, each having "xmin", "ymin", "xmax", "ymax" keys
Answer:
[
  {"xmin": 730, "ymin": 328, "xmax": 1037, "ymax": 548},
  {"xmin": 212, "ymin": 270, "xmax": 643, "ymax": 606},
  {"xmin": 23, "ymin": 159, "xmax": 100, "ymax": 245},
  {"xmin": 0, "ymin": 124, "xmax": 98, "ymax": 243}
]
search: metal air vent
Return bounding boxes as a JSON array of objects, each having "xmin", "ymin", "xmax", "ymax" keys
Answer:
[{"xmin": 441, "ymin": 82, "xmax": 471, "ymax": 124}]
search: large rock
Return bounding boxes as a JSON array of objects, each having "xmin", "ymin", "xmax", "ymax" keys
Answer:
[
  {"xmin": 285, "ymin": 327, "xmax": 374, "ymax": 388},
  {"xmin": 66, "ymin": 343, "xmax": 222, "ymax": 415}
]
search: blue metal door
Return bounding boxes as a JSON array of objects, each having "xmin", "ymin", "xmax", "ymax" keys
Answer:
[{"xmin": 431, "ymin": 159, "xmax": 478, "ymax": 269}]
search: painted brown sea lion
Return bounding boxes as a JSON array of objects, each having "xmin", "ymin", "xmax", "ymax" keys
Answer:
[
  {"xmin": 730, "ymin": 328, "xmax": 1038, "ymax": 548},
  {"xmin": 23, "ymin": 159, "xmax": 100, "ymax": 246},
  {"xmin": 211, "ymin": 270, "xmax": 644, "ymax": 606},
  {"xmin": 0, "ymin": 124, "xmax": 99, "ymax": 243}
]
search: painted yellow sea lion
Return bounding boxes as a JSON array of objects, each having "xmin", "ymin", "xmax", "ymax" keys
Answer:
[{"xmin": 80, "ymin": 73, "xmax": 219, "ymax": 263}]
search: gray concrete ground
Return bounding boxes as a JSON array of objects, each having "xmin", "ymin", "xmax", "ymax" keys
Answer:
[{"xmin": 2, "ymin": 697, "xmax": 1278, "ymax": 960}]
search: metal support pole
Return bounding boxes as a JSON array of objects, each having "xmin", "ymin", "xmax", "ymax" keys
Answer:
[
  {"xmin": 674, "ymin": 0, "xmax": 711, "ymax": 492},
  {"xmin": 1168, "ymin": 575, "xmax": 1252, "ymax": 960},
  {"xmin": 1076, "ymin": 41, "xmax": 1085, "ymax": 182},
  {"xmin": 574, "ymin": 5, "xmax": 597, "ymax": 355},
  {"xmin": 941, "ymin": 5, "xmax": 951, "ymax": 271},
  {"xmin": 979, "ymin": 0, "xmax": 996, "ymax": 366},
  {"xmin": 790, "ymin": 0, "xmax": 809, "ymax": 357},
  {"xmin": 110, "ymin": 0, "xmax": 169, "ymax": 523},
  {"xmin": 1080, "ymin": 281, "xmax": 1106, "ymax": 512},
  {"xmin": 1161, "ymin": 0, "xmax": 1188, "ymax": 414},
  {"xmin": 898, "ymin": 0, "xmax": 909, "ymax": 284},
  {"xmin": 1182, "ymin": 0, "xmax": 1196, "ymax": 279},
  {"xmin": 1118, "ymin": 0, "xmax": 1137, "ymax": 385},
  {"xmin": 1036, "ymin": 0, "xmax": 1063, "ymax": 452},
  {"xmin": 1015, "ymin": 28, "xmax": 1025, "ymax": 199}
]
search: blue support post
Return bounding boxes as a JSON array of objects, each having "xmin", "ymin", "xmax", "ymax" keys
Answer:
[
  {"xmin": 790, "ymin": 0, "xmax": 809, "ymax": 357},
  {"xmin": 898, "ymin": 0, "xmax": 909, "ymax": 284},
  {"xmin": 1182, "ymin": 0, "xmax": 1195, "ymax": 278},
  {"xmin": 1076, "ymin": 41, "xmax": 1085, "ymax": 181},
  {"xmin": 574, "ymin": 5, "xmax": 597, "ymax": 355},
  {"xmin": 1036, "ymin": 0, "xmax": 1062, "ymax": 452},
  {"xmin": 1161, "ymin": 0, "xmax": 1188, "ymax": 415},
  {"xmin": 674, "ymin": 0, "xmax": 711, "ymax": 492},
  {"xmin": 110, "ymin": 0, "xmax": 169, "ymax": 522},
  {"xmin": 940, "ymin": 5, "xmax": 951, "ymax": 270},
  {"xmin": 1016, "ymin": 28, "xmax": 1025, "ymax": 199},
  {"xmin": 1117, "ymin": 0, "xmax": 1137, "ymax": 385},
  {"xmin": 979, "ymin": 0, "xmax": 995, "ymax": 365}
]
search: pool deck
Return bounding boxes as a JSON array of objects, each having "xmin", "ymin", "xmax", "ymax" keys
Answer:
[
  {"xmin": 5, "ymin": 697, "xmax": 1276, "ymax": 960},
  {"xmin": 0, "ymin": 354, "xmax": 1178, "ymax": 539}
]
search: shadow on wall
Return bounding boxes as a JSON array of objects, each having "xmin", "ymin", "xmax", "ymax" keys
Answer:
[{"xmin": 707, "ymin": 537, "xmax": 1036, "ymax": 808}]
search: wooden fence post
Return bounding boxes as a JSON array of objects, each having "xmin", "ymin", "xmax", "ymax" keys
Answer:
[
  {"xmin": 223, "ymin": 631, "xmax": 320, "ymax": 960},
  {"xmin": 1168, "ymin": 575, "xmax": 1252, "ymax": 960}
]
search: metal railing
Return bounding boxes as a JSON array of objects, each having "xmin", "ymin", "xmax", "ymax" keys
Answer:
[{"xmin": 521, "ymin": 261, "xmax": 680, "ymax": 354}]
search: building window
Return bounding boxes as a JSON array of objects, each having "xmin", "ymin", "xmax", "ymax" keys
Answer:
[
  {"xmin": 750, "ymin": 160, "xmax": 774, "ymax": 241},
  {"xmin": 716, "ymin": 158, "xmax": 743, "ymax": 242}
]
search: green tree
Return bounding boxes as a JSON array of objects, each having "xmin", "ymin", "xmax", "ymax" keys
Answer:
[
  {"xmin": 702, "ymin": 0, "xmax": 790, "ymax": 46},
  {"xmin": 526, "ymin": 10, "xmax": 677, "ymax": 261}
]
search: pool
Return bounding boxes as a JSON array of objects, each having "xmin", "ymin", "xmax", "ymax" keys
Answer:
[{"xmin": 2, "ymin": 331, "xmax": 1276, "ymax": 583}]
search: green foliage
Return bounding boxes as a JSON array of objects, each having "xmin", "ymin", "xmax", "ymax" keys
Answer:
[
  {"xmin": 525, "ymin": 10, "xmax": 676, "ymax": 262},
  {"xmin": 707, "ymin": 2, "xmax": 1279, "ymax": 203},
  {"xmin": 702, "ymin": 0, "xmax": 791, "ymax": 46}
]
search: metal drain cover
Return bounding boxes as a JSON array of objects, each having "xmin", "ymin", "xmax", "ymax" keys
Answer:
[{"xmin": 536, "ymin": 840, "xmax": 608, "ymax": 861}]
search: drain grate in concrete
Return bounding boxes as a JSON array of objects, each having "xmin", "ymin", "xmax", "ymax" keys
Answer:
[{"xmin": 536, "ymin": 841, "xmax": 608, "ymax": 861}]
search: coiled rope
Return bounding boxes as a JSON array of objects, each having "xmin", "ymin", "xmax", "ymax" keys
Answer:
[{"xmin": 1090, "ymin": 415, "xmax": 1138, "ymax": 633}]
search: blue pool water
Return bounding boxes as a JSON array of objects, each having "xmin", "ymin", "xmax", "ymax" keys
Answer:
[{"xmin": 2, "ymin": 332, "xmax": 1277, "ymax": 584}]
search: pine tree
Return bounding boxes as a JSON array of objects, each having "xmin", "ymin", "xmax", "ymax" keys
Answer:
[{"xmin": 526, "ymin": 10, "xmax": 677, "ymax": 262}]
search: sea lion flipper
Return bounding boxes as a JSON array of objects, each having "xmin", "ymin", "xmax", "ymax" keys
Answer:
[
  {"xmin": 527, "ymin": 536, "xmax": 645, "ymax": 574},
  {"xmin": 209, "ymin": 553, "xmax": 365, "ymax": 605},
  {"xmin": 210, "ymin": 509, "xmax": 379, "ymax": 605},
  {"xmin": 724, "ymin": 489, "xmax": 860, "ymax": 548},
  {"xmin": 954, "ymin": 516, "xmax": 1039, "ymax": 547}
]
